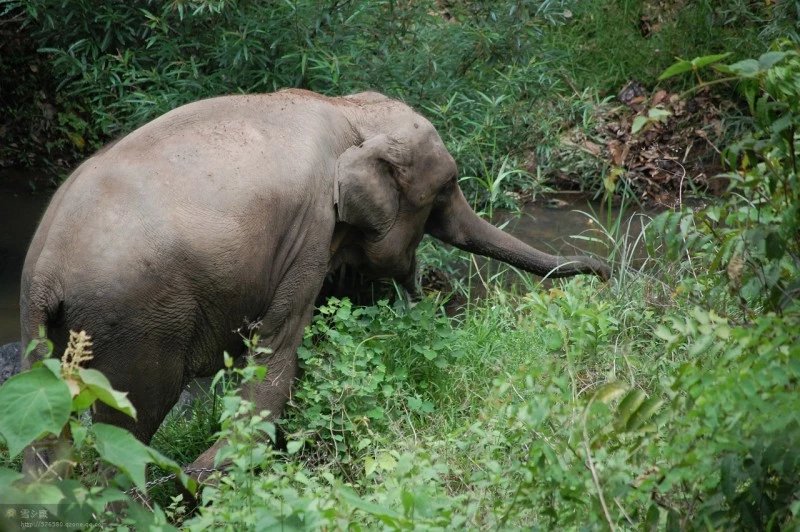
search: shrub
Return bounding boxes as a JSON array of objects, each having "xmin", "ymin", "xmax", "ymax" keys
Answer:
[{"xmin": 0, "ymin": 330, "xmax": 193, "ymax": 530}]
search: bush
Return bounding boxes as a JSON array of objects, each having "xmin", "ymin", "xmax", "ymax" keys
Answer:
[
  {"xmin": 0, "ymin": 330, "xmax": 193, "ymax": 530},
  {"xmin": 650, "ymin": 44, "xmax": 800, "ymax": 314}
]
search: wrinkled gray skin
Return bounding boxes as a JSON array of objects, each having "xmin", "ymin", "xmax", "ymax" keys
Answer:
[
  {"xmin": 0, "ymin": 341, "xmax": 21, "ymax": 385},
  {"xmin": 21, "ymin": 89, "xmax": 610, "ymax": 474}
]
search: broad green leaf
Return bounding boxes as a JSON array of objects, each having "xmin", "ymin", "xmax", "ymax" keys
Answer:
[
  {"xmin": 691, "ymin": 52, "xmax": 731, "ymax": 69},
  {"xmin": 765, "ymin": 231, "xmax": 786, "ymax": 260},
  {"xmin": 0, "ymin": 367, "xmax": 72, "ymax": 457},
  {"xmin": 542, "ymin": 328, "xmax": 563, "ymax": 351},
  {"xmin": 377, "ymin": 451, "xmax": 397, "ymax": 471},
  {"xmin": 365, "ymin": 456, "xmax": 377, "ymax": 476},
  {"xmin": 727, "ymin": 59, "xmax": 761, "ymax": 78},
  {"xmin": 3, "ymin": 479, "xmax": 65, "ymax": 505},
  {"xmin": 286, "ymin": 440, "xmax": 304, "ymax": 455},
  {"xmin": 70, "ymin": 419, "xmax": 88, "ymax": 449},
  {"xmin": 78, "ymin": 368, "xmax": 137, "ymax": 419},
  {"xmin": 626, "ymin": 398, "xmax": 664, "ymax": 432},
  {"xmin": 41, "ymin": 358, "xmax": 61, "ymax": 378},
  {"xmin": 615, "ymin": 388, "xmax": 646, "ymax": 430},
  {"xmin": 72, "ymin": 388, "xmax": 95, "ymax": 411},
  {"xmin": 0, "ymin": 467, "xmax": 24, "ymax": 487},
  {"xmin": 93, "ymin": 423, "xmax": 187, "ymax": 492},
  {"xmin": 758, "ymin": 51, "xmax": 789, "ymax": 70},
  {"xmin": 631, "ymin": 115, "xmax": 649, "ymax": 135},
  {"xmin": 648, "ymin": 107, "xmax": 671, "ymax": 120},
  {"xmin": 92, "ymin": 423, "xmax": 153, "ymax": 490},
  {"xmin": 658, "ymin": 59, "xmax": 693, "ymax": 80},
  {"xmin": 592, "ymin": 382, "xmax": 627, "ymax": 405},
  {"xmin": 654, "ymin": 324, "xmax": 677, "ymax": 342},
  {"xmin": 688, "ymin": 334, "xmax": 715, "ymax": 358}
]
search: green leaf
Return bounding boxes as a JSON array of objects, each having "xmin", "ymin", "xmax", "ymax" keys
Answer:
[
  {"xmin": 758, "ymin": 51, "xmax": 789, "ymax": 70},
  {"xmin": 92, "ymin": 423, "xmax": 152, "ymax": 490},
  {"xmin": 765, "ymin": 231, "xmax": 786, "ymax": 260},
  {"xmin": 72, "ymin": 388, "xmax": 95, "ymax": 411},
  {"xmin": 631, "ymin": 115, "xmax": 649, "ymax": 135},
  {"xmin": 727, "ymin": 59, "xmax": 761, "ymax": 78},
  {"xmin": 645, "ymin": 503, "xmax": 661, "ymax": 531},
  {"xmin": 648, "ymin": 107, "xmax": 671, "ymax": 121},
  {"xmin": 93, "ymin": 423, "xmax": 185, "ymax": 492},
  {"xmin": 401, "ymin": 490, "xmax": 415, "ymax": 516},
  {"xmin": 365, "ymin": 456, "xmax": 377, "ymax": 476},
  {"xmin": 626, "ymin": 397, "xmax": 664, "ymax": 432},
  {"xmin": 542, "ymin": 328, "xmax": 563, "ymax": 351},
  {"xmin": 592, "ymin": 382, "xmax": 627, "ymax": 405},
  {"xmin": 286, "ymin": 440, "xmax": 304, "ymax": 455},
  {"xmin": 41, "ymin": 358, "xmax": 62, "ymax": 378},
  {"xmin": 615, "ymin": 388, "xmax": 646, "ymax": 430},
  {"xmin": 0, "ymin": 367, "xmax": 72, "ymax": 457},
  {"xmin": 70, "ymin": 420, "xmax": 88, "ymax": 449},
  {"xmin": 658, "ymin": 59, "xmax": 693, "ymax": 80},
  {"xmin": 654, "ymin": 324, "xmax": 677, "ymax": 342},
  {"xmin": 692, "ymin": 52, "xmax": 731, "ymax": 69},
  {"xmin": 78, "ymin": 368, "xmax": 137, "ymax": 419},
  {"xmin": 377, "ymin": 452, "xmax": 397, "ymax": 471},
  {"xmin": 0, "ymin": 467, "xmax": 24, "ymax": 488}
]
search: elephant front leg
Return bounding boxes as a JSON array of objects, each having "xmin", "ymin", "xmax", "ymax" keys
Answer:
[{"xmin": 187, "ymin": 300, "xmax": 315, "ymax": 482}]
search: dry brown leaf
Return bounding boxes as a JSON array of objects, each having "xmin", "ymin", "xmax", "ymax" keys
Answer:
[
  {"xmin": 607, "ymin": 140, "xmax": 629, "ymax": 166},
  {"xmin": 582, "ymin": 140, "xmax": 602, "ymax": 156},
  {"xmin": 651, "ymin": 90, "xmax": 669, "ymax": 106}
]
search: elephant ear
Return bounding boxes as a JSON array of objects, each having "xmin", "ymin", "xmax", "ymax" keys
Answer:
[{"xmin": 335, "ymin": 134, "xmax": 400, "ymax": 239}]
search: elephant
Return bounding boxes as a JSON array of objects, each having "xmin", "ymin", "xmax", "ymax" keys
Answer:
[
  {"xmin": 20, "ymin": 89, "xmax": 610, "ymax": 475},
  {"xmin": 0, "ymin": 341, "xmax": 21, "ymax": 385}
]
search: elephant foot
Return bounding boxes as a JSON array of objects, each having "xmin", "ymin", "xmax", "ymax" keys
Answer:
[{"xmin": 185, "ymin": 439, "xmax": 228, "ymax": 487}]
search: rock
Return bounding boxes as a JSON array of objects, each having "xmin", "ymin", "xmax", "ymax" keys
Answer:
[{"xmin": 0, "ymin": 341, "xmax": 22, "ymax": 385}]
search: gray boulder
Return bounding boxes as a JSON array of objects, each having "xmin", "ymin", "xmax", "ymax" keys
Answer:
[{"xmin": 0, "ymin": 341, "xmax": 21, "ymax": 385}]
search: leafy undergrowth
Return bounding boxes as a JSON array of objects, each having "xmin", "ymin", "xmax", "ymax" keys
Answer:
[
  {"xmin": 174, "ymin": 46, "xmax": 800, "ymax": 529},
  {"xmin": 553, "ymin": 84, "xmax": 734, "ymax": 206},
  {"xmin": 177, "ymin": 280, "xmax": 799, "ymax": 530}
]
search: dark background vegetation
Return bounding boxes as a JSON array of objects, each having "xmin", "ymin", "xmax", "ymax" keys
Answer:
[{"xmin": 2, "ymin": 0, "xmax": 793, "ymax": 199}]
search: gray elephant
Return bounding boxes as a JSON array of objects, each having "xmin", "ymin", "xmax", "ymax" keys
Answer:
[
  {"xmin": 0, "ymin": 341, "xmax": 21, "ymax": 385},
  {"xmin": 21, "ymin": 89, "xmax": 609, "ymax": 473}
]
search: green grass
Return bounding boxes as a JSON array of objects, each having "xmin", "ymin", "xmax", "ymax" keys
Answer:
[
  {"xmin": 155, "ymin": 264, "xmax": 797, "ymax": 529},
  {"xmin": 543, "ymin": 0, "xmax": 772, "ymax": 93}
]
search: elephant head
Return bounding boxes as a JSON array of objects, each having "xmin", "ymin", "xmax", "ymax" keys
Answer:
[{"xmin": 330, "ymin": 95, "xmax": 611, "ymax": 286}]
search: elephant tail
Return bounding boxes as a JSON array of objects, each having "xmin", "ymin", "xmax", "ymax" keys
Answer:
[{"xmin": 19, "ymin": 277, "xmax": 66, "ymax": 369}]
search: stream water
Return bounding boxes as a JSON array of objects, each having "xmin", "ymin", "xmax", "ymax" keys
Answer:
[
  {"xmin": 0, "ymin": 174, "xmax": 654, "ymax": 345},
  {"xmin": 0, "ymin": 173, "xmax": 50, "ymax": 344}
]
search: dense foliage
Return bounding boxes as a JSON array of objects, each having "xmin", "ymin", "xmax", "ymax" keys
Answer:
[{"xmin": 3, "ymin": 0, "xmax": 787, "ymax": 197}]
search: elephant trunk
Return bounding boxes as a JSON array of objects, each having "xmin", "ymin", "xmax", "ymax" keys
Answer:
[{"xmin": 426, "ymin": 184, "xmax": 611, "ymax": 280}]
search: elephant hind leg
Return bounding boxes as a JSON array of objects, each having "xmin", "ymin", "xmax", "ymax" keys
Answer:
[
  {"xmin": 22, "ymin": 340, "xmax": 185, "ymax": 480},
  {"xmin": 89, "ymin": 341, "xmax": 187, "ymax": 444}
]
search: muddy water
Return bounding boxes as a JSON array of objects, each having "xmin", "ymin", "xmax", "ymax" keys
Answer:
[
  {"xmin": 0, "ymin": 174, "xmax": 51, "ymax": 343},
  {"xmin": 0, "ymin": 176, "xmax": 653, "ymax": 344},
  {"xmin": 492, "ymin": 193, "xmax": 654, "ymax": 263}
]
